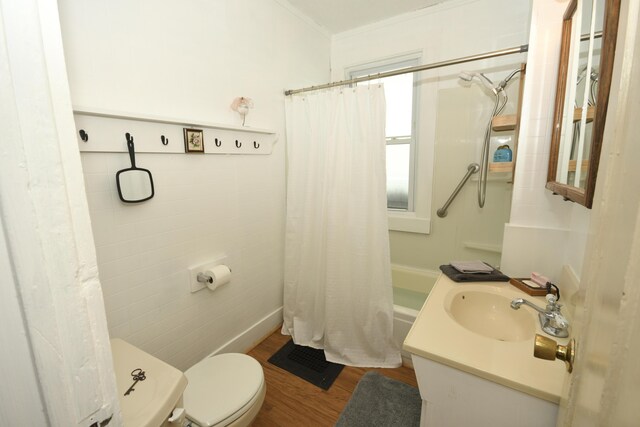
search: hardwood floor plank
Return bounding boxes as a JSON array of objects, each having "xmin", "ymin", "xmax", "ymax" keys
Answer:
[{"xmin": 247, "ymin": 329, "xmax": 418, "ymax": 426}]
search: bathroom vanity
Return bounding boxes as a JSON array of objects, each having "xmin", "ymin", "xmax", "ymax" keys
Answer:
[{"xmin": 404, "ymin": 275, "xmax": 569, "ymax": 427}]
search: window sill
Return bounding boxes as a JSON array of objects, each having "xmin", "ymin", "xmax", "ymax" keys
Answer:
[{"xmin": 388, "ymin": 212, "xmax": 431, "ymax": 234}]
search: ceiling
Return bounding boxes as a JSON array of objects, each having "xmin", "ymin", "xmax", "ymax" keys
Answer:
[{"xmin": 286, "ymin": 0, "xmax": 452, "ymax": 34}]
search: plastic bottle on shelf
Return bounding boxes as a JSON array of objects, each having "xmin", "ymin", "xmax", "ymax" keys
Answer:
[{"xmin": 493, "ymin": 144, "xmax": 513, "ymax": 162}]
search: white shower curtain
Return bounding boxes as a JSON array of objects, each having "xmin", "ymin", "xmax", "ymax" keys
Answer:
[{"xmin": 282, "ymin": 85, "xmax": 401, "ymax": 368}]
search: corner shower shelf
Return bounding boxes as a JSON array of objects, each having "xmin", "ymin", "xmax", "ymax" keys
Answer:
[
  {"xmin": 491, "ymin": 114, "xmax": 517, "ymax": 131},
  {"xmin": 490, "ymin": 106, "xmax": 590, "ymax": 132},
  {"xmin": 463, "ymin": 241, "xmax": 502, "ymax": 254},
  {"xmin": 73, "ymin": 107, "xmax": 278, "ymax": 155},
  {"xmin": 488, "ymin": 161, "xmax": 514, "ymax": 173},
  {"xmin": 568, "ymin": 159, "xmax": 589, "ymax": 172},
  {"xmin": 573, "ymin": 106, "xmax": 595, "ymax": 123}
]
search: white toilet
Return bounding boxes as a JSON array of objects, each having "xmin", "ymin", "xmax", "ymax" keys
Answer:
[
  {"xmin": 111, "ymin": 339, "xmax": 265, "ymax": 427},
  {"xmin": 183, "ymin": 353, "xmax": 266, "ymax": 427}
]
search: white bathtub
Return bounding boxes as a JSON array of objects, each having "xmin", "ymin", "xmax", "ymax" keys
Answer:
[{"xmin": 391, "ymin": 264, "xmax": 439, "ymax": 366}]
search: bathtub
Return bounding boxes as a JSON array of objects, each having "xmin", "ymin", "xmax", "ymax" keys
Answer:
[{"xmin": 391, "ymin": 264, "xmax": 439, "ymax": 366}]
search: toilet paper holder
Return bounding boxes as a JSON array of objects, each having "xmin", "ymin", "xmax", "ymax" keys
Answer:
[
  {"xmin": 189, "ymin": 258, "xmax": 232, "ymax": 293},
  {"xmin": 197, "ymin": 272, "xmax": 214, "ymax": 284},
  {"xmin": 197, "ymin": 266, "xmax": 232, "ymax": 285}
]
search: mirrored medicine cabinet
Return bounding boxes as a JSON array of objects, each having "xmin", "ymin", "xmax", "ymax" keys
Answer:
[{"xmin": 547, "ymin": 0, "xmax": 621, "ymax": 208}]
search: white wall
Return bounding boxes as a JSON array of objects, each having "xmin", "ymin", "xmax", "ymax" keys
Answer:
[
  {"xmin": 500, "ymin": 0, "xmax": 591, "ymax": 283},
  {"xmin": 57, "ymin": 0, "xmax": 330, "ymax": 371},
  {"xmin": 331, "ymin": 0, "xmax": 531, "ymax": 274}
]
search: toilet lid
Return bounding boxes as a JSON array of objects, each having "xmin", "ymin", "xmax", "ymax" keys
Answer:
[{"xmin": 184, "ymin": 353, "xmax": 264, "ymax": 427}]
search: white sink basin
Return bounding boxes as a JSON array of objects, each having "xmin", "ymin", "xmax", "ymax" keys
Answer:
[
  {"xmin": 403, "ymin": 276, "xmax": 570, "ymax": 406},
  {"xmin": 444, "ymin": 288, "xmax": 536, "ymax": 341}
]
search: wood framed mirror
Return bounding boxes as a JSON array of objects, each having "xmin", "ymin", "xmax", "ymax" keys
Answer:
[{"xmin": 547, "ymin": 0, "xmax": 621, "ymax": 208}]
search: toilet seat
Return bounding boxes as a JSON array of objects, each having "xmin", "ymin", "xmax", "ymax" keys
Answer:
[{"xmin": 184, "ymin": 353, "xmax": 265, "ymax": 427}]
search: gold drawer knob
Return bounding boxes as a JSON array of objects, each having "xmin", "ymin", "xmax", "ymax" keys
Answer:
[{"xmin": 534, "ymin": 334, "xmax": 575, "ymax": 373}]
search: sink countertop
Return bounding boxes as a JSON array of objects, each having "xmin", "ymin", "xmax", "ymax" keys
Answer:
[{"xmin": 403, "ymin": 274, "xmax": 570, "ymax": 403}]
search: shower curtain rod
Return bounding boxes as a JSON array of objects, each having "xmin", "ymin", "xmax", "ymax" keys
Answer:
[
  {"xmin": 284, "ymin": 31, "xmax": 601, "ymax": 96},
  {"xmin": 284, "ymin": 45, "xmax": 527, "ymax": 96}
]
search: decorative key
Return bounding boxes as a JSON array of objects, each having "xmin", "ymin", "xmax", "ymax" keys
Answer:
[{"xmin": 124, "ymin": 368, "xmax": 146, "ymax": 396}]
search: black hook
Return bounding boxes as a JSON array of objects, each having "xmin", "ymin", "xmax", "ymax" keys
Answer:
[
  {"xmin": 126, "ymin": 132, "xmax": 132, "ymax": 143},
  {"xmin": 161, "ymin": 135, "xmax": 168, "ymax": 145},
  {"xmin": 79, "ymin": 129, "xmax": 89, "ymax": 142},
  {"xmin": 235, "ymin": 139, "xmax": 242, "ymax": 148},
  {"xmin": 215, "ymin": 138, "xmax": 222, "ymax": 147},
  {"xmin": 253, "ymin": 141, "xmax": 260, "ymax": 149}
]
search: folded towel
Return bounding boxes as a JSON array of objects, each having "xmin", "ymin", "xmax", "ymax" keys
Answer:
[
  {"xmin": 440, "ymin": 264, "xmax": 510, "ymax": 283},
  {"xmin": 450, "ymin": 260, "xmax": 494, "ymax": 274}
]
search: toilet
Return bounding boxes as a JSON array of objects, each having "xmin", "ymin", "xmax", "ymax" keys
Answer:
[
  {"xmin": 111, "ymin": 339, "xmax": 265, "ymax": 427},
  {"xmin": 183, "ymin": 353, "xmax": 266, "ymax": 427}
]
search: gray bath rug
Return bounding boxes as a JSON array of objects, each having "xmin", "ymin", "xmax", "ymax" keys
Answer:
[{"xmin": 335, "ymin": 371, "xmax": 421, "ymax": 427}]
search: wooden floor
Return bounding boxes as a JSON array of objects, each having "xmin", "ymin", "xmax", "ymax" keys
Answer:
[{"xmin": 247, "ymin": 329, "xmax": 418, "ymax": 427}]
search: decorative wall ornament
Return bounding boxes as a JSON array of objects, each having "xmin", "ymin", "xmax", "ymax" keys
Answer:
[
  {"xmin": 183, "ymin": 128, "xmax": 205, "ymax": 153},
  {"xmin": 231, "ymin": 97, "xmax": 254, "ymax": 125}
]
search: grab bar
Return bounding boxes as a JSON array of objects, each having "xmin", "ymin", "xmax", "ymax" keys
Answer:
[{"xmin": 437, "ymin": 163, "xmax": 480, "ymax": 218}]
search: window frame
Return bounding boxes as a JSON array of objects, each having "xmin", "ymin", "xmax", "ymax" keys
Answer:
[{"xmin": 347, "ymin": 57, "xmax": 420, "ymax": 213}]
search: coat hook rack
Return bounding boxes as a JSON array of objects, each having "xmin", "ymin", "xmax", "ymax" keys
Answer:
[{"xmin": 73, "ymin": 109, "xmax": 277, "ymax": 155}]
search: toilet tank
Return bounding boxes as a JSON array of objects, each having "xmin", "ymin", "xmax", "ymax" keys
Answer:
[{"xmin": 111, "ymin": 339, "xmax": 187, "ymax": 427}]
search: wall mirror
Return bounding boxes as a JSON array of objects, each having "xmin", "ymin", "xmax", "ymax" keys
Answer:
[{"xmin": 547, "ymin": 0, "xmax": 620, "ymax": 208}]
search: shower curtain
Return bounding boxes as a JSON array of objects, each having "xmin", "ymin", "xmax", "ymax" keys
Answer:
[{"xmin": 282, "ymin": 85, "xmax": 401, "ymax": 368}]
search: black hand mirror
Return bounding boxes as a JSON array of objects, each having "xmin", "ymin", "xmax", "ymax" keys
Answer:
[{"xmin": 116, "ymin": 133, "xmax": 155, "ymax": 203}]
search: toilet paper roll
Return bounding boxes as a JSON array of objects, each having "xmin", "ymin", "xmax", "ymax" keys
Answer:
[{"xmin": 206, "ymin": 264, "xmax": 231, "ymax": 291}]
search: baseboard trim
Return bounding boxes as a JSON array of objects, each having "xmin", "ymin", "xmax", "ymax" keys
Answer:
[{"xmin": 208, "ymin": 306, "xmax": 283, "ymax": 357}]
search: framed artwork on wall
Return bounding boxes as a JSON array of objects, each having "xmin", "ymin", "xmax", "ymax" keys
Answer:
[{"xmin": 183, "ymin": 128, "xmax": 205, "ymax": 153}]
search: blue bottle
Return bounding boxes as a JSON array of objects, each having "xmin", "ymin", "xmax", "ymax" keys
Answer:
[{"xmin": 493, "ymin": 144, "xmax": 513, "ymax": 162}]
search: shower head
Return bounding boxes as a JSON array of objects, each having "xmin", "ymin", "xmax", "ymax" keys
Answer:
[
  {"xmin": 459, "ymin": 71, "xmax": 498, "ymax": 94},
  {"xmin": 576, "ymin": 65, "xmax": 589, "ymax": 86},
  {"xmin": 458, "ymin": 71, "xmax": 474, "ymax": 82},
  {"xmin": 576, "ymin": 67, "xmax": 599, "ymax": 88}
]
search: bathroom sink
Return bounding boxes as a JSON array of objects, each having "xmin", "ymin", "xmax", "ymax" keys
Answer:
[{"xmin": 445, "ymin": 289, "xmax": 536, "ymax": 341}]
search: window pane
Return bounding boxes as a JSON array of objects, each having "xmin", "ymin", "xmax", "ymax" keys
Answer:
[
  {"xmin": 350, "ymin": 59, "xmax": 417, "ymax": 212},
  {"xmin": 382, "ymin": 73, "xmax": 414, "ymax": 138},
  {"xmin": 386, "ymin": 143, "xmax": 410, "ymax": 210}
]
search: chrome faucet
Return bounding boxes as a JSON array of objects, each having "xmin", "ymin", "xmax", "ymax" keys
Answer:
[{"xmin": 511, "ymin": 294, "xmax": 569, "ymax": 338}]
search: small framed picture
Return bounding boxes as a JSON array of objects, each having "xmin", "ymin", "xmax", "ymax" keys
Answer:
[{"xmin": 183, "ymin": 128, "xmax": 205, "ymax": 153}]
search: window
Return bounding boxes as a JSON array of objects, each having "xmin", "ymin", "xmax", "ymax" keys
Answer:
[{"xmin": 349, "ymin": 58, "xmax": 419, "ymax": 211}]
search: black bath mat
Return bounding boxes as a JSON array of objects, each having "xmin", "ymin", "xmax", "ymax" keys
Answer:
[{"xmin": 268, "ymin": 339, "xmax": 344, "ymax": 390}]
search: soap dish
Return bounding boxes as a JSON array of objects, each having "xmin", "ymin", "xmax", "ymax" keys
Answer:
[{"xmin": 509, "ymin": 278, "xmax": 556, "ymax": 297}]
